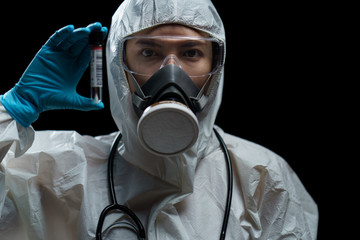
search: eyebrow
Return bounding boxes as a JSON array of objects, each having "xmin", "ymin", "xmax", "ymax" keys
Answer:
[
  {"xmin": 134, "ymin": 38, "xmax": 208, "ymax": 49},
  {"xmin": 135, "ymin": 39, "xmax": 162, "ymax": 48},
  {"xmin": 179, "ymin": 41, "xmax": 207, "ymax": 48}
]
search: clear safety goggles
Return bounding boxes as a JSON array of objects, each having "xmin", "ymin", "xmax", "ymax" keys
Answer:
[{"xmin": 121, "ymin": 35, "xmax": 224, "ymax": 78}]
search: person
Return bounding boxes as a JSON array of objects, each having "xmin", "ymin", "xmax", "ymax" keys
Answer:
[{"xmin": 0, "ymin": 0, "xmax": 318, "ymax": 239}]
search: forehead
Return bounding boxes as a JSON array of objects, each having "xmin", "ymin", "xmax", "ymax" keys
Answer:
[{"xmin": 133, "ymin": 24, "xmax": 209, "ymax": 38}]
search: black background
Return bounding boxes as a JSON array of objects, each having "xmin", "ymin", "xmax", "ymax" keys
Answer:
[{"xmin": 1, "ymin": 1, "xmax": 343, "ymax": 239}]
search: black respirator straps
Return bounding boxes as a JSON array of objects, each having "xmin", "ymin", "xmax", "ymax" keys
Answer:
[{"xmin": 129, "ymin": 73, "xmax": 152, "ymax": 116}]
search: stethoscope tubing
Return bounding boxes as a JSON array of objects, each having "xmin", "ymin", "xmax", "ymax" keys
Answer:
[
  {"xmin": 96, "ymin": 133, "xmax": 146, "ymax": 240},
  {"xmin": 214, "ymin": 128, "xmax": 233, "ymax": 240}
]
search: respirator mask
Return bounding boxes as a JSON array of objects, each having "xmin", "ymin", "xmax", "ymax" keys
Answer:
[{"xmin": 121, "ymin": 35, "xmax": 224, "ymax": 156}]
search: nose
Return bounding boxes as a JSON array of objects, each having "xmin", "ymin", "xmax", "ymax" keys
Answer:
[
  {"xmin": 165, "ymin": 58, "xmax": 177, "ymax": 65},
  {"xmin": 160, "ymin": 54, "xmax": 182, "ymax": 68}
]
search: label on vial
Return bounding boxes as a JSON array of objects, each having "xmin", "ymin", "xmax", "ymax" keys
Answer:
[{"xmin": 91, "ymin": 47, "xmax": 103, "ymax": 87}]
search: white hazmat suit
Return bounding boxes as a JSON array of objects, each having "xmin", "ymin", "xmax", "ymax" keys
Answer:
[{"xmin": 0, "ymin": 0, "xmax": 318, "ymax": 239}]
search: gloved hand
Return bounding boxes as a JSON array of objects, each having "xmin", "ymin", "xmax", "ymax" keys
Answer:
[{"xmin": 0, "ymin": 22, "xmax": 108, "ymax": 127}]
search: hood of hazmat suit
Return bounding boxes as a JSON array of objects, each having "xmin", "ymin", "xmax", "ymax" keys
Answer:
[
  {"xmin": 0, "ymin": 0, "xmax": 318, "ymax": 239},
  {"xmin": 107, "ymin": 0, "xmax": 225, "ymax": 183}
]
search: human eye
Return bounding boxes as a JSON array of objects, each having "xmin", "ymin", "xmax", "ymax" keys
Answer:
[
  {"xmin": 183, "ymin": 49, "xmax": 203, "ymax": 58},
  {"xmin": 141, "ymin": 48, "xmax": 156, "ymax": 57}
]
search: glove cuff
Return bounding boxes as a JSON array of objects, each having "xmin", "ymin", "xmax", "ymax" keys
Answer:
[{"xmin": 0, "ymin": 88, "xmax": 40, "ymax": 128}]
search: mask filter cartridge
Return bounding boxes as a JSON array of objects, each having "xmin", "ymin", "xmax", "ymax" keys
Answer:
[{"xmin": 137, "ymin": 101, "xmax": 199, "ymax": 156}]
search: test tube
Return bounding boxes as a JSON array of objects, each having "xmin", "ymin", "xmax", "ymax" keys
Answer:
[{"xmin": 89, "ymin": 31, "xmax": 103, "ymax": 103}]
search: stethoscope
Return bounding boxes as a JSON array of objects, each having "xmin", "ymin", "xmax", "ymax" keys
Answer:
[{"xmin": 96, "ymin": 128, "xmax": 233, "ymax": 240}]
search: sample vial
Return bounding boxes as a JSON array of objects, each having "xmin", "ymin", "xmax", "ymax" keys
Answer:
[{"xmin": 89, "ymin": 31, "xmax": 104, "ymax": 103}]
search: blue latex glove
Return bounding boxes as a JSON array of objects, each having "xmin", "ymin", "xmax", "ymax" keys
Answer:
[{"xmin": 0, "ymin": 23, "xmax": 108, "ymax": 127}]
